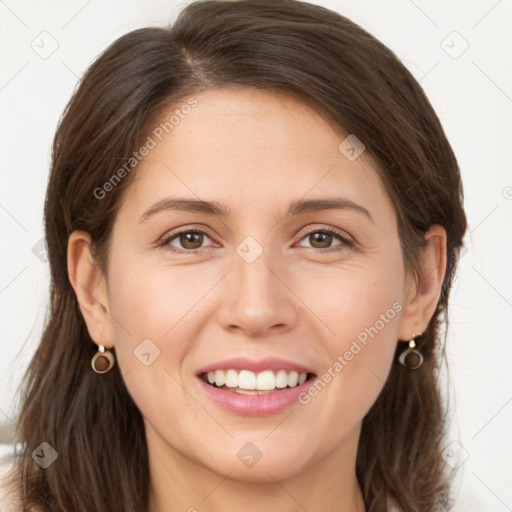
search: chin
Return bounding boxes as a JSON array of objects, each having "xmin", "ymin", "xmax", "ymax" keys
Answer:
[{"xmin": 201, "ymin": 445, "xmax": 313, "ymax": 483}]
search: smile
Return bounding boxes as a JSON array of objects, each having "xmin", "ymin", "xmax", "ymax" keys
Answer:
[
  {"xmin": 195, "ymin": 356, "xmax": 318, "ymax": 415},
  {"xmin": 200, "ymin": 369, "xmax": 315, "ymax": 394}
]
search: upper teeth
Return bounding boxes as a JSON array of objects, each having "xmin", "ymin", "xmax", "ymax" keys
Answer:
[{"xmin": 206, "ymin": 369, "xmax": 308, "ymax": 390}]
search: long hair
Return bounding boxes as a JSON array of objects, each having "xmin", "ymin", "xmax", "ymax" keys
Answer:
[{"xmin": 10, "ymin": 1, "xmax": 467, "ymax": 511}]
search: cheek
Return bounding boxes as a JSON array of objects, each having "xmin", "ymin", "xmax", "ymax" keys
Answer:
[
  {"xmin": 104, "ymin": 265, "xmax": 184, "ymax": 393},
  {"xmin": 302, "ymin": 253, "xmax": 404, "ymax": 418},
  {"xmin": 107, "ymin": 260, "xmax": 210, "ymax": 342},
  {"xmin": 307, "ymin": 252, "xmax": 404, "ymax": 345},
  {"xmin": 105, "ymin": 260, "xmax": 215, "ymax": 415}
]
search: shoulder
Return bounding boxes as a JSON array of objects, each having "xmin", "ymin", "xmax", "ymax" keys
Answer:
[{"xmin": 0, "ymin": 444, "xmax": 24, "ymax": 511}]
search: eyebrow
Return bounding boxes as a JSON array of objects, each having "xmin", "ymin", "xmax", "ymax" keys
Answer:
[{"xmin": 139, "ymin": 196, "xmax": 373, "ymax": 223}]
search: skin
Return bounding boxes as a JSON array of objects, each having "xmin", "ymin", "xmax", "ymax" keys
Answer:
[{"xmin": 68, "ymin": 86, "xmax": 447, "ymax": 512}]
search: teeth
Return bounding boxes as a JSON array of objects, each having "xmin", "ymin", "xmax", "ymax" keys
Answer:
[
  {"xmin": 288, "ymin": 371, "xmax": 298, "ymax": 387},
  {"xmin": 225, "ymin": 369, "xmax": 238, "ymax": 388},
  {"xmin": 256, "ymin": 370, "xmax": 275, "ymax": 390},
  {"xmin": 239, "ymin": 370, "xmax": 256, "ymax": 390},
  {"xmin": 275, "ymin": 370, "xmax": 288, "ymax": 388},
  {"xmin": 214, "ymin": 370, "xmax": 225, "ymax": 386},
  {"xmin": 203, "ymin": 369, "xmax": 309, "ymax": 391}
]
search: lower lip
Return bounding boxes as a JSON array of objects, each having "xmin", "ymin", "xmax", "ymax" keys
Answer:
[{"xmin": 196, "ymin": 376, "xmax": 313, "ymax": 416}]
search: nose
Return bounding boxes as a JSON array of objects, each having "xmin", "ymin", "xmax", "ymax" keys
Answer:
[{"xmin": 216, "ymin": 244, "xmax": 299, "ymax": 338}]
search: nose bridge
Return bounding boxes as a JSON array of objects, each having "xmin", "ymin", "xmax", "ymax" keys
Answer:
[
  {"xmin": 232, "ymin": 235, "xmax": 280, "ymax": 302},
  {"xmin": 218, "ymin": 234, "xmax": 297, "ymax": 335}
]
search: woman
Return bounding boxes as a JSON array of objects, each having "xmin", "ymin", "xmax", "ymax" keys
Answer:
[{"xmin": 0, "ymin": 0, "xmax": 467, "ymax": 510}]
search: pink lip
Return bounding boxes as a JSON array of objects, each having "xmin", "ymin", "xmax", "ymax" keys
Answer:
[
  {"xmin": 196, "ymin": 376, "xmax": 314, "ymax": 416},
  {"xmin": 196, "ymin": 356, "xmax": 315, "ymax": 376},
  {"xmin": 195, "ymin": 357, "xmax": 317, "ymax": 416}
]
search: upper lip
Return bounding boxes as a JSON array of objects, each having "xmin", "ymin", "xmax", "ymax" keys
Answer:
[{"xmin": 196, "ymin": 357, "xmax": 316, "ymax": 376}]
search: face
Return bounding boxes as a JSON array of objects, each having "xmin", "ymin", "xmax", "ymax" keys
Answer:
[{"xmin": 101, "ymin": 86, "xmax": 413, "ymax": 481}]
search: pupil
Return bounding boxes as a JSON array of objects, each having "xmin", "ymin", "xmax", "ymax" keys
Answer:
[
  {"xmin": 312, "ymin": 232, "xmax": 331, "ymax": 248},
  {"xmin": 182, "ymin": 232, "xmax": 201, "ymax": 249}
]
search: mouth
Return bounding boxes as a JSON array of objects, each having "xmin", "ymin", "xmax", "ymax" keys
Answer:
[
  {"xmin": 199, "ymin": 369, "xmax": 317, "ymax": 395},
  {"xmin": 195, "ymin": 357, "xmax": 318, "ymax": 415}
]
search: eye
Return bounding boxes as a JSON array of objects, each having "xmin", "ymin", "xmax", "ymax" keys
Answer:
[
  {"xmin": 160, "ymin": 229, "xmax": 216, "ymax": 252},
  {"xmin": 296, "ymin": 226, "xmax": 354, "ymax": 252}
]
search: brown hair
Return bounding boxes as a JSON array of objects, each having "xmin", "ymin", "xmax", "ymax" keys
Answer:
[{"xmin": 10, "ymin": 1, "xmax": 467, "ymax": 511}]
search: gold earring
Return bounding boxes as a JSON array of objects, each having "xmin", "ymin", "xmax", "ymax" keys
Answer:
[
  {"xmin": 398, "ymin": 332, "xmax": 424, "ymax": 369},
  {"xmin": 91, "ymin": 344, "xmax": 115, "ymax": 374}
]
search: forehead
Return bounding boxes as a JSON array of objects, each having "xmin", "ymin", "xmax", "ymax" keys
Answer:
[{"xmin": 118, "ymin": 86, "xmax": 392, "ymax": 222}]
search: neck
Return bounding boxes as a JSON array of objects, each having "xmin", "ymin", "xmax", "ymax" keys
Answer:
[{"xmin": 146, "ymin": 424, "xmax": 366, "ymax": 512}]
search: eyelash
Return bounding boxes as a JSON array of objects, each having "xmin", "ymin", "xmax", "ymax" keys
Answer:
[{"xmin": 158, "ymin": 225, "xmax": 355, "ymax": 254}]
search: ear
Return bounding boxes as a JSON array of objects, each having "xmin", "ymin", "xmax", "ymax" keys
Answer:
[
  {"xmin": 67, "ymin": 230, "xmax": 115, "ymax": 348},
  {"xmin": 397, "ymin": 225, "xmax": 447, "ymax": 341}
]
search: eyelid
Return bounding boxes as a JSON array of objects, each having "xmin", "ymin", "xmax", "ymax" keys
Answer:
[
  {"xmin": 158, "ymin": 224, "xmax": 218, "ymax": 250},
  {"xmin": 296, "ymin": 224, "xmax": 355, "ymax": 244}
]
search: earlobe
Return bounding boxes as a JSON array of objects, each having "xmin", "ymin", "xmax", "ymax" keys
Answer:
[
  {"xmin": 397, "ymin": 225, "xmax": 447, "ymax": 341},
  {"xmin": 67, "ymin": 230, "xmax": 114, "ymax": 348}
]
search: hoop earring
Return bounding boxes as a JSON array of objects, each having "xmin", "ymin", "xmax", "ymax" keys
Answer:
[
  {"xmin": 91, "ymin": 344, "xmax": 115, "ymax": 374},
  {"xmin": 398, "ymin": 332, "xmax": 424, "ymax": 369}
]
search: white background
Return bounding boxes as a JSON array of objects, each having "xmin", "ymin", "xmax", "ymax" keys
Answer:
[{"xmin": 0, "ymin": 1, "xmax": 511, "ymax": 510}]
